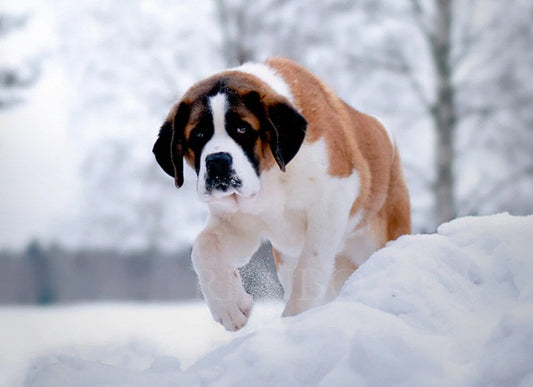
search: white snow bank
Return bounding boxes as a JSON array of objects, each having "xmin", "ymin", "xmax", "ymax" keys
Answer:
[{"xmin": 17, "ymin": 214, "xmax": 533, "ymax": 386}]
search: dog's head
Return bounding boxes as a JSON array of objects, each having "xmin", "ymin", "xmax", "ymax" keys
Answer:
[{"xmin": 153, "ymin": 71, "xmax": 307, "ymax": 202}]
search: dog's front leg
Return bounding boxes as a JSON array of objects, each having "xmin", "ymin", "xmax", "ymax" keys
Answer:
[
  {"xmin": 192, "ymin": 216, "xmax": 260, "ymax": 331},
  {"xmin": 282, "ymin": 207, "xmax": 347, "ymax": 317}
]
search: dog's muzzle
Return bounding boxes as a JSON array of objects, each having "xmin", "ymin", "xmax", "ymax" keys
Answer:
[{"xmin": 205, "ymin": 152, "xmax": 242, "ymax": 194}]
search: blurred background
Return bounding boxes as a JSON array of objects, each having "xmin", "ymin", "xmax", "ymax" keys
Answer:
[{"xmin": 1, "ymin": 0, "xmax": 532, "ymax": 304}]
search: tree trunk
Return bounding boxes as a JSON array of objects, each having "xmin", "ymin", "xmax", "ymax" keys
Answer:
[
  {"xmin": 431, "ymin": 0, "xmax": 456, "ymax": 226},
  {"xmin": 215, "ymin": 0, "xmax": 254, "ymax": 67}
]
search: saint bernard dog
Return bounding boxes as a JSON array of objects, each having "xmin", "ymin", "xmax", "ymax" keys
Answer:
[{"xmin": 153, "ymin": 57, "xmax": 411, "ymax": 331}]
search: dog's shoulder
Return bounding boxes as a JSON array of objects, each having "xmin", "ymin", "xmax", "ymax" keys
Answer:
[{"xmin": 265, "ymin": 58, "xmax": 400, "ymax": 226}]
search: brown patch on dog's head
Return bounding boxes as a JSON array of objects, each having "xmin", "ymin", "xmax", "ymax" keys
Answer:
[{"xmin": 152, "ymin": 70, "xmax": 307, "ymax": 188}]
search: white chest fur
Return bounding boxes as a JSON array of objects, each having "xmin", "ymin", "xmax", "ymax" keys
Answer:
[{"xmin": 209, "ymin": 139, "xmax": 361, "ymax": 258}]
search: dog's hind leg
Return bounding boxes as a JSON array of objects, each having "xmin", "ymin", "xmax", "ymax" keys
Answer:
[{"xmin": 323, "ymin": 254, "xmax": 358, "ymax": 302}]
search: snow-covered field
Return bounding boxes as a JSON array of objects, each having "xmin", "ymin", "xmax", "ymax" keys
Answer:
[
  {"xmin": 2, "ymin": 213, "xmax": 532, "ymax": 386},
  {"xmin": 0, "ymin": 301, "xmax": 284, "ymax": 386}
]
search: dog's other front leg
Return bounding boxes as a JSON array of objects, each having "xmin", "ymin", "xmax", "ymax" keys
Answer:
[
  {"xmin": 192, "ymin": 216, "xmax": 260, "ymax": 331},
  {"xmin": 282, "ymin": 206, "xmax": 347, "ymax": 317}
]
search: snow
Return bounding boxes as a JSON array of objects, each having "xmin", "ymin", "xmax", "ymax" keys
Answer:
[
  {"xmin": 0, "ymin": 302, "xmax": 284, "ymax": 386},
  {"xmin": 3, "ymin": 213, "xmax": 533, "ymax": 386}
]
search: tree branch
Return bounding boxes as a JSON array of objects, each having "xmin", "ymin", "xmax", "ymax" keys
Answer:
[
  {"xmin": 395, "ymin": 52, "xmax": 434, "ymax": 114},
  {"xmin": 409, "ymin": 0, "xmax": 435, "ymax": 44},
  {"xmin": 348, "ymin": 54, "xmax": 406, "ymax": 73},
  {"xmin": 349, "ymin": 49, "xmax": 434, "ymax": 114},
  {"xmin": 0, "ymin": 13, "xmax": 28, "ymax": 35},
  {"xmin": 457, "ymin": 94, "xmax": 533, "ymax": 123},
  {"xmin": 452, "ymin": 0, "xmax": 519, "ymax": 68},
  {"xmin": 214, "ymin": 0, "xmax": 236, "ymax": 67}
]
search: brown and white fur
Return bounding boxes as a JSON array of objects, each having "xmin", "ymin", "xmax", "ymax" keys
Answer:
[{"xmin": 153, "ymin": 58, "xmax": 411, "ymax": 331}]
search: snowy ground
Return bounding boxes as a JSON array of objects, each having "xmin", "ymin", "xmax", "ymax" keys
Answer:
[
  {"xmin": 0, "ymin": 302, "xmax": 284, "ymax": 386},
  {"xmin": 2, "ymin": 213, "xmax": 532, "ymax": 386}
]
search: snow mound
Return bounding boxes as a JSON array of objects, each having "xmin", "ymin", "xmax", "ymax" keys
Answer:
[{"xmin": 26, "ymin": 214, "xmax": 533, "ymax": 386}]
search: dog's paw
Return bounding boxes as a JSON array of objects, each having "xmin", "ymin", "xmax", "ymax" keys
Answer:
[
  {"xmin": 200, "ymin": 269, "xmax": 253, "ymax": 331},
  {"xmin": 209, "ymin": 290, "xmax": 253, "ymax": 331}
]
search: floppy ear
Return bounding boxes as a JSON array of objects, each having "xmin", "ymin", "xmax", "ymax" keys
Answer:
[
  {"xmin": 153, "ymin": 120, "xmax": 174, "ymax": 178},
  {"xmin": 266, "ymin": 102, "xmax": 307, "ymax": 171},
  {"xmin": 152, "ymin": 102, "xmax": 190, "ymax": 188},
  {"xmin": 244, "ymin": 91, "xmax": 307, "ymax": 171}
]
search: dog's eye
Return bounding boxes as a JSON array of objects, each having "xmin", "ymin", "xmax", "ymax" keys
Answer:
[
  {"xmin": 193, "ymin": 128, "xmax": 206, "ymax": 139},
  {"xmin": 226, "ymin": 115, "xmax": 253, "ymax": 138}
]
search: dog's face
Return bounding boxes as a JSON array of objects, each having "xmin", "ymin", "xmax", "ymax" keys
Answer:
[{"xmin": 153, "ymin": 73, "xmax": 307, "ymax": 203}]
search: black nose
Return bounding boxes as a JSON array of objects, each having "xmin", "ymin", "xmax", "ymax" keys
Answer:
[
  {"xmin": 206, "ymin": 152, "xmax": 233, "ymax": 177},
  {"xmin": 205, "ymin": 152, "xmax": 242, "ymax": 193}
]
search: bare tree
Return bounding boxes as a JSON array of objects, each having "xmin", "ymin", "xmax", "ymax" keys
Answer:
[
  {"xmin": 348, "ymin": 0, "xmax": 533, "ymax": 227},
  {"xmin": 214, "ymin": 0, "xmax": 255, "ymax": 66},
  {"xmin": 0, "ymin": 13, "xmax": 41, "ymax": 108},
  {"xmin": 213, "ymin": 0, "xmax": 351, "ymax": 66},
  {"xmin": 413, "ymin": 0, "xmax": 456, "ymax": 225},
  {"xmin": 211, "ymin": 0, "xmax": 533, "ymax": 228}
]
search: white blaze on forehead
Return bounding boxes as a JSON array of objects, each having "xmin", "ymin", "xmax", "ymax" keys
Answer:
[
  {"xmin": 209, "ymin": 93, "xmax": 227, "ymax": 136},
  {"xmin": 231, "ymin": 62, "xmax": 293, "ymax": 103},
  {"xmin": 197, "ymin": 92, "xmax": 261, "ymax": 202}
]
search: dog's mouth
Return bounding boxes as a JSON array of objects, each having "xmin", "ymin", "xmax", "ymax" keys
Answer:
[
  {"xmin": 208, "ymin": 175, "xmax": 241, "ymax": 192},
  {"xmin": 201, "ymin": 176, "xmax": 260, "ymax": 203},
  {"xmin": 203, "ymin": 175, "xmax": 243, "ymax": 200}
]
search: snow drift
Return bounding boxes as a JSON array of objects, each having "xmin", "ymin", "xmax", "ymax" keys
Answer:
[{"xmin": 24, "ymin": 213, "xmax": 533, "ymax": 386}]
